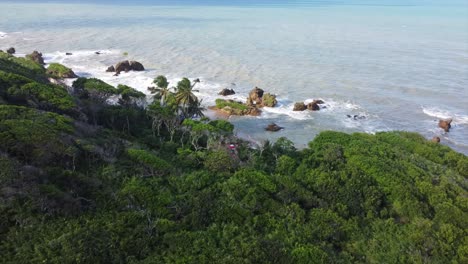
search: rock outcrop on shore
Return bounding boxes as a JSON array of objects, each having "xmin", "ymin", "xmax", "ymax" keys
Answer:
[
  {"xmin": 6, "ymin": 47, "xmax": 15, "ymax": 54},
  {"xmin": 46, "ymin": 63, "xmax": 78, "ymax": 78},
  {"xmin": 432, "ymin": 136, "xmax": 441, "ymax": 143},
  {"xmin": 265, "ymin": 123, "xmax": 283, "ymax": 132},
  {"xmin": 439, "ymin": 119, "xmax": 452, "ymax": 132},
  {"xmin": 218, "ymin": 88, "xmax": 235, "ymax": 96},
  {"xmin": 108, "ymin": 60, "xmax": 145, "ymax": 74},
  {"xmin": 26, "ymin": 51, "xmax": 45, "ymax": 65},
  {"xmin": 246, "ymin": 87, "xmax": 277, "ymax": 107}
]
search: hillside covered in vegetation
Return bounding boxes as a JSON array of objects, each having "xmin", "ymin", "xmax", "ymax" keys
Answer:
[{"xmin": 0, "ymin": 51, "xmax": 467, "ymax": 263}]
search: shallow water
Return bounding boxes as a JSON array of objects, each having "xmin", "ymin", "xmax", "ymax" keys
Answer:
[{"xmin": 1, "ymin": 0, "xmax": 467, "ymax": 153}]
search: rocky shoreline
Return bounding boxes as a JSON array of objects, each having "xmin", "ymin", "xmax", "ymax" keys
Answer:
[{"xmin": 0, "ymin": 47, "xmax": 457, "ymax": 141}]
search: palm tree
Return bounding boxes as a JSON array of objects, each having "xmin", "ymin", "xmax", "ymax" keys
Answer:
[
  {"xmin": 150, "ymin": 75, "xmax": 172, "ymax": 106},
  {"xmin": 175, "ymin": 78, "xmax": 200, "ymax": 118}
]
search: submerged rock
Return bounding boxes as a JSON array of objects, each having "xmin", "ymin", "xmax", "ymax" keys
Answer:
[
  {"xmin": 293, "ymin": 102, "xmax": 307, "ymax": 111},
  {"xmin": 65, "ymin": 52, "xmax": 73, "ymax": 56},
  {"xmin": 6, "ymin": 47, "xmax": 15, "ymax": 54},
  {"xmin": 95, "ymin": 51, "xmax": 101, "ymax": 55},
  {"xmin": 265, "ymin": 123, "xmax": 283, "ymax": 132},
  {"xmin": 438, "ymin": 119, "xmax": 452, "ymax": 132},
  {"xmin": 26, "ymin": 51, "xmax": 45, "ymax": 65},
  {"xmin": 218, "ymin": 88, "xmax": 236, "ymax": 96}
]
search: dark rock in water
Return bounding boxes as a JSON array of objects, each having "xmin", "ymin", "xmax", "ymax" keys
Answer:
[
  {"xmin": 307, "ymin": 102, "xmax": 320, "ymax": 111},
  {"xmin": 129, "ymin": 61, "xmax": 145, "ymax": 71},
  {"xmin": 218, "ymin": 88, "xmax": 236, "ymax": 96},
  {"xmin": 115, "ymin": 60, "xmax": 131, "ymax": 73},
  {"xmin": 26, "ymin": 51, "xmax": 45, "ymax": 65},
  {"xmin": 247, "ymin": 87, "xmax": 264, "ymax": 106},
  {"xmin": 265, "ymin": 123, "xmax": 283, "ymax": 132},
  {"xmin": 347, "ymin": 114, "xmax": 366, "ymax": 120},
  {"xmin": 431, "ymin": 137, "xmax": 441, "ymax": 143},
  {"xmin": 65, "ymin": 52, "xmax": 73, "ymax": 55},
  {"xmin": 106, "ymin": 65, "xmax": 115, "ymax": 72},
  {"xmin": 438, "ymin": 119, "xmax": 452, "ymax": 132},
  {"xmin": 6, "ymin": 47, "xmax": 15, "ymax": 54},
  {"xmin": 313, "ymin": 99, "xmax": 325, "ymax": 104},
  {"xmin": 113, "ymin": 72, "xmax": 120, "ymax": 76},
  {"xmin": 193, "ymin": 78, "xmax": 201, "ymax": 83},
  {"xmin": 95, "ymin": 51, "xmax": 101, "ymax": 55},
  {"xmin": 293, "ymin": 102, "xmax": 307, "ymax": 111},
  {"xmin": 114, "ymin": 60, "xmax": 145, "ymax": 73}
]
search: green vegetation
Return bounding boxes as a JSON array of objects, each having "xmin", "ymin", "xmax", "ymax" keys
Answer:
[
  {"xmin": 0, "ymin": 54, "xmax": 467, "ymax": 263},
  {"xmin": 46, "ymin": 63, "xmax": 76, "ymax": 78},
  {"xmin": 262, "ymin": 92, "xmax": 277, "ymax": 107},
  {"xmin": 215, "ymin": 99, "xmax": 249, "ymax": 112},
  {"xmin": 0, "ymin": 51, "xmax": 47, "ymax": 83}
]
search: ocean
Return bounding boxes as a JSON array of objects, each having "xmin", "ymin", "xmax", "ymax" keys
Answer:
[{"xmin": 1, "ymin": 0, "xmax": 467, "ymax": 153}]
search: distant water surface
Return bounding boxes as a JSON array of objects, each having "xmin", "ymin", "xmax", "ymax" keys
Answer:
[{"xmin": 1, "ymin": 0, "xmax": 467, "ymax": 153}]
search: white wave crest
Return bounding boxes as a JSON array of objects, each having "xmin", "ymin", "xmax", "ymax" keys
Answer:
[{"xmin": 422, "ymin": 106, "xmax": 468, "ymax": 125}]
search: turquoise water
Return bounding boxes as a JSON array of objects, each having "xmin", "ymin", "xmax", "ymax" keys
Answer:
[{"xmin": 1, "ymin": 0, "xmax": 467, "ymax": 153}]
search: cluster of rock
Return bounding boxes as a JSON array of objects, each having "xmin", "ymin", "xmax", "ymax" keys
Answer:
[
  {"xmin": 293, "ymin": 99, "xmax": 325, "ymax": 111},
  {"xmin": 246, "ymin": 87, "xmax": 277, "ymax": 107},
  {"xmin": 212, "ymin": 87, "xmax": 279, "ymax": 118},
  {"xmin": 6, "ymin": 47, "xmax": 15, "ymax": 54},
  {"xmin": 106, "ymin": 60, "xmax": 145, "ymax": 75}
]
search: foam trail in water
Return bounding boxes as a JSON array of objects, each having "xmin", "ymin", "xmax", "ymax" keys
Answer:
[{"xmin": 422, "ymin": 106, "xmax": 468, "ymax": 125}]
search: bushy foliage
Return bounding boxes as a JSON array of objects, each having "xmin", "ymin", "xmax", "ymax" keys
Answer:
[
  {"xmin": 215, "ymin": 98, "xmax": 248, "ymax": 111},
  {"xmin": 46, "ymin": 63, "xmax": 76, "ymax": 78},
  {"xmin": 0, "ymin": 51, "xmax": 47, "ymax": 83},
  {"xmin": 72, "ymin": 77, "xmax": 117, "ymax": 102}
]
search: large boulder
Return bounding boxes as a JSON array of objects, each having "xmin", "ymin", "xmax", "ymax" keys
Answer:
[
  {"xmin": 293, "ymin": 102, "xmax": 307, "ymax": 111},
  {"xmin": 247, "ymin": 87, "xmax": 264, "ymax": 106},
  {"xmin": 262, "ymin": 93, "xmax": 277, "ymax": 107},
  {"xmin": 265, "ymin": 123, "xmax": 283, "ymax": 132},
  {"xmin": 438, "ymin": 119, "xmax": 452, "ymax": 132},
  {"xmin": 218, "ymin": 88, "xmax": 235, "ymax": 96},
  {"xmin": 115, "ymin": 60, "xmax": 131, "ymax": 73},
  {"xmin": 26, "ymin": 51, "xmax": 45, "ymax": 65},
  {"xmin": 6, "ymin": 47, "xmax": 15, "ymax": 54},
  {"xmin": 307, "ymin": 101, "xmax": 320, "ymax": 111},
  {"xmin": 106, "ymin": 65, "xmax": 115, "ymax": 72},
  {"xmin": 129, "ymin": 61, "xmax": 145, "ymax": 71},
  {"xmin": 114, "ymin": 60, "xmax": 145, "ymax": 73}
]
